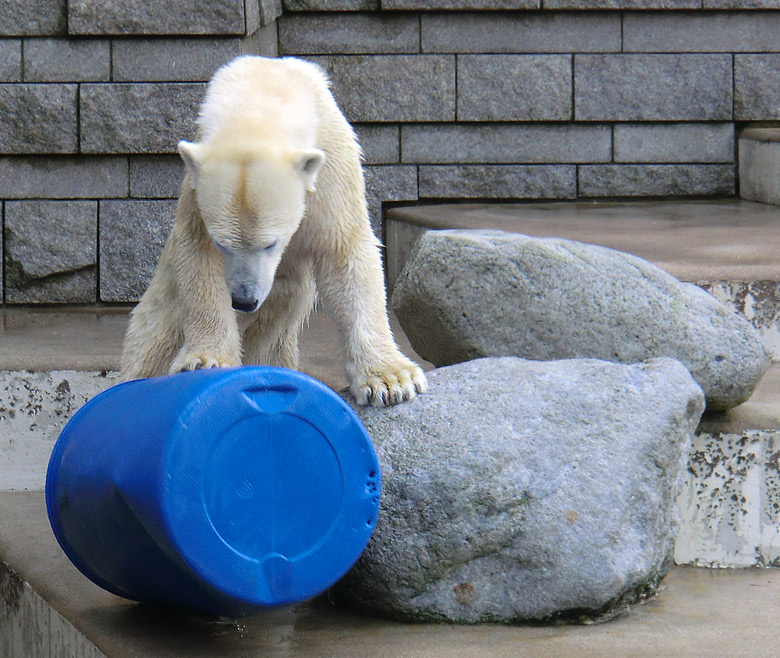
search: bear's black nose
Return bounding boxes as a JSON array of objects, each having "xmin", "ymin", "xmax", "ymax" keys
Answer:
[{"xmin": 231, "ymin": 295, "xmax": 259, "ymax": 313}]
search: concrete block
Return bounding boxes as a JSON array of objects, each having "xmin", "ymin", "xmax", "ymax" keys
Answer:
[
  {"xmin": 735, "ymin": 55, "xmax": 780, "ymax": 122},
  {"xmin": 113, "ymin": 38, "xmax": 241, "ymax": 82},
  {"xmin": 575, "ymin": 54, "xmax": 733, "ymax": 121},
  {"xmin": 308, "ymin": 56, "xmax": 455, "ymax": 123},
  {"xmin": 354, "ymin": 124, "xmax": 400, "ymax": 164},
  {"xmin": 546, "ymin": 0, "xmax": 698, "ymax": 6},
  {"xmin": 385, "ymin": 0, "xmax": 537, "ymax": 8},
  {"xmin": 0, "ymin": 0, "xmax": 66, "ymax": 36},
  {"xmin": 129, "ymin": 156, "xmax": 184, "ymax": 198},
  {"xmin": 5, "ymin": 201, "xmax": 96, "ymax": 304},
  {"xmin": 80, "ymin": 83, "xmax": 205, "ymax": 154},
  {"xmin": 401, "ymin": 124, "xmax": 611, "ymax": 164},
  {"xmin": 676, "ymin": 429, "xmax": 780, "ymax": 568},
  {"xmin": 283, "ymin": 0, "xmax": 378, "ymax": 9},
  {"xmin": 421, "ymin": 12, "xmax": 620, "ymax": 54},
  {"xmin": 624, "ymin": 12, "xmax": 780, "ymax": 53},
  {"xmin": 614, "ymin": 123, "xmax": 735, "ymax": 164},
  {"xmin": 579, "ymin": 164, "xmax": 736, "ymax": 198},
  {"xmin": 0, "ymin": 40, "xmax": 21, "ymax": 81},
  {"xmin": 24, "ymin": 38, "xmax": 109, "ymax": 82},
  {"xmin": 279, "ymin": 14, "xmax": 419, "ymax": 55},
  {"xmin": 0, "ymin": 371, "xmax": 116, "ymax": 491},
  {"xmin": 68, "ymin": 0, "xmax": 246, "ymax": 36},
  {"xmin": 739, "ymin": 129, "xmax": 780, "ymax": 206},
  {"xmin": 457, "ymin": 55, "xmax": 571, "ymax": 121},
  {"xmin": 0, "ymin": 84, "xmax": 77, "ymax": 153},
  {"xmin": 418, "ymin": 165, "xmax": 576, "ymax": 200},
  {"xmin": 99, "ymin": 199, "xmax": 177, "ymax": 302},
  {"xmin": 363, "ymin": 165, "xmax": 417, "ymax": 236},
  {"xmin": 0, "ymin": 156, "xmax": 128, "ymax": 199}
]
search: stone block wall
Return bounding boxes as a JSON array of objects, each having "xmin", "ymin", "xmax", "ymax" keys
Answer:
[{"xmin": 1, "ymin": 0, "xmax": 780, "ymax": 304}]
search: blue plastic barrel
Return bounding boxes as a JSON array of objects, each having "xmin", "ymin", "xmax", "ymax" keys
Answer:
[{"xmin": 46, "ymin": 366, "xmax": 381, "ymax": 618}]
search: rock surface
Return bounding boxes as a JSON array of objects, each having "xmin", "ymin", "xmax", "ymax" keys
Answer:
[
  {"xmin": 391, "ymin": 229, "xmax": 771, "ymax": 410},
  {"xmin": 335, "ymin": 357, "xmax": 704, "ymax": 624}
]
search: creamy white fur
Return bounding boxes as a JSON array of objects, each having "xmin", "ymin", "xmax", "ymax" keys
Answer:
[{"xmin": 120, "ymin": 56, "xmax": 426, "ymax": 407}]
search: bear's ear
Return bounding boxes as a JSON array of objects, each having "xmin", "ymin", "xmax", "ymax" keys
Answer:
[
  {"xmin": 295, "ymin": 149, "xmax": 326, "ymax": 192},
  {"xmin": 178, "ymin": 140, "xmax": 206, "ymax": 182}
]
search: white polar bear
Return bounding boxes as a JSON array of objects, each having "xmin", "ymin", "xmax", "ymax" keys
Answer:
[{"xmin": 120, "ymin": 55, "xmax": 427, "ymax": 407}]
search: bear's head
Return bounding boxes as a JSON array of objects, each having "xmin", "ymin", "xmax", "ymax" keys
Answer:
[{"xmin": 178, "ymin": 138, "xmax": 325, "ymax": 313}]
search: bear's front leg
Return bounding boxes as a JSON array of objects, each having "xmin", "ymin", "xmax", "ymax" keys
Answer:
[
  {"xmin": 166, "ymin": 197, "xmax": 243, "ymax": 374},
  {"xmin": 314, "ymin": 239, "xmax": 427, "ymax": 408}
]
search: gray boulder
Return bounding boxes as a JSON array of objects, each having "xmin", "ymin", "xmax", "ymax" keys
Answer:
[
  {"xmin": 391, "ymin": 229, "xmax": 771, "ymax": 410},
  {"xmin": 335, "ymin": 357, "xmax": 705, "ymax": 624}
]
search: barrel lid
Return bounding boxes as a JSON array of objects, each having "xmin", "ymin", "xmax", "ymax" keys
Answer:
[{"xmin": 162, "ymin": 367, "xmax": 381, "ymax": 608}]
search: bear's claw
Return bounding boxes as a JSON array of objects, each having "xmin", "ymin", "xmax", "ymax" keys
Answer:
[
  {"xmin": 169, "ymin": 353, "xmax": 236, "ymax": 374},
  {"xmin": 352, "ymin": 360, "xmax": 428, "ymax": 408}
]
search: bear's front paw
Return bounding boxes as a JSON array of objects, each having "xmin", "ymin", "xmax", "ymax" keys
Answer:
[
  {"xmin": 169, "ymin": 352, "xmax": 238, "ymax": 374},
  {"xmin": 350, "ymin": 357, "xmax": 428, "ymax": 408}
]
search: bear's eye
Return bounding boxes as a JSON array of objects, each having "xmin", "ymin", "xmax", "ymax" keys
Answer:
[{"xmin": 264, "ymin": 241, "xmax": 278, "ymax": 251}]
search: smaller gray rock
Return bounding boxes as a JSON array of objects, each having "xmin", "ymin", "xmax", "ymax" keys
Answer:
[
  {"xmin": 335, "ymin": 357, "xmax": 704, "ymax": 623},
  {"xmin": 392, "ymin": 230, "xmax": 771, "ymax": 410}
]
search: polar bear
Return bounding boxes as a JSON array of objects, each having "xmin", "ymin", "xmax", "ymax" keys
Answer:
[{"xmin": 120, "ymin": 55, "xmax": 427, "ymax": 407}]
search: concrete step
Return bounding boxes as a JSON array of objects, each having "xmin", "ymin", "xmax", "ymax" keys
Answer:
[
  {"xmin": 385, "ymin": 198, "xmax": 780, "ymax": 567},
  {"xmin": 386, "ymin": 199, "xmax": 780, "ymax": 359},
  {"xmin": 2, "ymin": 491, "xmax": 780, "ymax": 658},
  {"xmin": 739, "ymin": 127, "xmax": 780, "ymax": 207}
]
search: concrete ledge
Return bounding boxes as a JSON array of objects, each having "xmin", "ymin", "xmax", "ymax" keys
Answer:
[{"xmin": 2, "ymin": 491, "xmax": 780, "ymax": 657}]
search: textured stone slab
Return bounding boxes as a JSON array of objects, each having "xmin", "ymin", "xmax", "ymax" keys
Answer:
[
  {"xmin": 80, "ymin": 83, "xmax": 204, "ymax": 154},
  {"xmin": 735, "ymin": 55, "xmax": 780, "ymax": 122},
  {"xmin": 546, "ymin": 0, "xmax": 700, "ymax": 7},
  {"xmin": 0, "ymin": 85, "xmax": 77, "ymax": 153},
  {"xmin": 402, "ymin": 124, "xmax": 611, "ymax": 164},
  {"xmin": 457, "ymin": 55, "xmax": 571, "ymax": 121},
  {"xmin": 704, "ymin": 0, "xmax": 780, "ymax": 7},
  {"xmin": 112, "ymin": 39, "xmax": 241, "ymax": 82},
  {"xmin": 279, "ymin": 14, "xmax": 419, "ymax": 55},
  {"xmin": 614, "ymin": 124, "xmax": 734, "ymax": 164},
  {"xmin": 391, "ymin": 229, "xmax": 770, "ymax": 409},
  {"xmin": 676, "ymin": 429, "xmax": 780, "ymax": 568},
  {"xmin": 579, "ymin": 164, "xmax": 736, "ymax": 197},
  {"xmin": 99, "ymin": 200, "xmax": 177, "ymax": 302},
  {"xmin": 4, "ymin": 201, "xmax": 97, "ymax": 305},
  {"xmin": 0, "ymin": 0, "xmax": 66, "ymax": 36},
  {"xmin": 283, "ymin": 0, "xmax": 377, "ymax": 8},
  {"xmin": 0, "ymin": 40, "xmax": 21, "ymax": 81},
  {"xmin": 418, "ymin": 165, "xmax": 576, "ymax": 200},
  {"xmin": 335, "ymin": 357, "xmax": 703, "ymax": 623},
  {"xmin": 575, "ymin": 54, "xmax": 733, "ymax": 121},
  {"xmin": 250, "ymin": 0, "xmax": 283, "ymax": 30},
  {"xmin": 68, "ymin": 0, "xmax": 246, "ymax": 35},
  {"xmin": 385, "ymin": 0, "xmax": 537, "ymax": 7},
  {"xmin": 309, "ymin": 56, "xmax": 455, "ymax": 123},
  {"xmin": 129, "ymin": 156, "xmax": 184, "ymax": 198},
  {"xmin": 739, "ymin": 129, "xmax": 780, "ymax": 206},
  {"xmin": 354, "ymin": 124, "xmax": 400, "ymax": 165},
  {"xmin": 624, "ymin": 12, "xmax": 780, "ymax": 53},
  {"xmin": 23, "ymin": 38, "xmax": 109, "ymax": 82},
  {"xmin": 363, "ymin": 165, "xmax": 418, "ymax": 235},
  {"xmin": 0, "ymin": 157, "xmax": 128, "ymax": 199},
  {"xmin": 0, "ymin": 370, "xmax": 116, "ymax": 490},
  {"xmin": 421, "ymin": 13, "xmax": 620, "ymax": 54}
]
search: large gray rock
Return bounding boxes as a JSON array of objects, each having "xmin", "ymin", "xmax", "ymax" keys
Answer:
[
  {"xmin": 336, "ymin": 357, "xmax": 704, "ymax": 623},
  {"xmin": 392, "ymin": 230, "xmax": 770, "ymax": 410}
]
